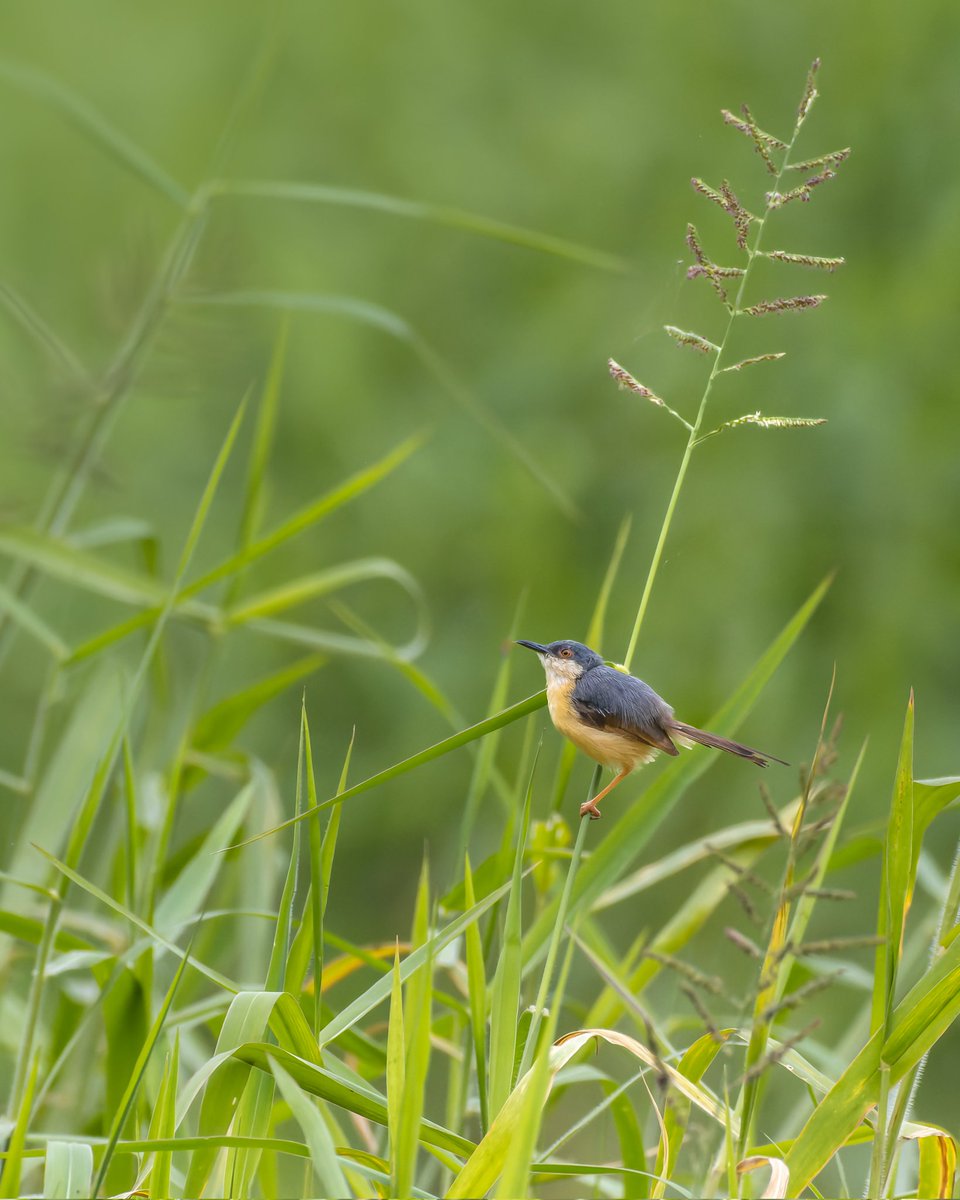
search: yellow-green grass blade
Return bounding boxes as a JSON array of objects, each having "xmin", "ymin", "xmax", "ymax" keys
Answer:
[
  {"xmin": 0, "ymin": 910, "xmax": 92, "ymax": 953},
  {"xmin": 0, "ymin": 1053, "xmax": 38, "ymax": 1198},
  {"xmin": 488, "ymin": 758, "xmax": 534, "ymax": 1116},
  {"xmin": 65, "ymin": 432, "xmax": 423, "ymax": 663},
  {"xmin": 867, "ymin": 692, "xmax": 915, "ymax": 1193},
  {"xmin": 522, "ymin": 576, "xmax": 830, "ymax": 971},
  {"xmin": 784, "ymin": 927, "xmax": 960, "ymax": 1194},
  {"xmin": 42, "ymin": 1140, "xmax": 94, "ymax": 1200},
  {"xmin": 655, "ymin": 1032, "xmax": 733, "ymax": 1197},
  {"xmin": 181, "ymin": 991, "xmax": 321, "ymax": 1197},
  {"xmin": 229, "ymin": 691, "xmax": 547, "ymax": 850},
  {"xmin": 204, "ymin": 178, "xmax": 629, "ymax": 272},
  {"xmin": 462, "ymin": 857, "xmax": 489, "ymax": 1132},
  {"xmin": 234, "ymin": 1042, "xmax": 474, "ymax": 1159},
  {"xmin": 911, "ymin": 1124, "xmax": 958, "ymax": 1199},
  {"xmin": 271, "ymin": 1060, "xmax": 349, "ymax": 1199},
  {"xmin": 224, "ymin": 558, "xmax": 427, "ymax": 657},
  {"xmin": 0, "ymin": 61, "xmax": 188, "ymax": 208},
  {"xmin": 142, "ymin": 1035, "xmax": 179, "ymax": 1200},
  {"xmin": 495, "ymin": 935, "xmax": 577, "ymax": 1199},
  {"xmin": 92, "ymin": 942, "xmax": 190, "ymax": 1195},
  {"xmin": 450, "ymin": 1025, "xmax": 730, "ymax": 1199},
  {"xmin": 223, "ymin": 1069, "xmax": 274, "ymax": 1199},
  {"xmin": 265, "ymin": 724, "xmax": 305, "ymax": 992},
  {"xmin": 154, "ymin": 782, "xmax": 256, "ymax": 934},
  {"xmin": 0, "ymin": 527, "xmax": 169, "ymax": 607},
  {"xmin": 284, "ymin": 728, "xmax": 354, "ymax": 1008},
  {"xmin": 394, "ymin": 860, "xmax": 434, "ymax": 1197},
  {"xmin": 2, "ymin": 669, "xmax": 123, "ymax": 891},
  {"xmin": 872, "ymin": 691, "xmax": 915, "ymax": 1036},
  {"xmin": 387, "ymin": 946, "xmax": 406, "ymax": 1190}
]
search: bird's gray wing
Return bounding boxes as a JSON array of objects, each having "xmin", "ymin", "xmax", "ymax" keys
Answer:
[{"xmin": 571, "ymin": 667, "xmax": 679, "ymax": 755}]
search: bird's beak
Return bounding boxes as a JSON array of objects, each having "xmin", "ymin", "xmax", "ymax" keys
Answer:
[{"xmin": 516, "ymin": 640, "xmax": 548, "ymax": 654}]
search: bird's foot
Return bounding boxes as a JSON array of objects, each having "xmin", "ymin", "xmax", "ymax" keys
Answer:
[{"xmin": 579, "ymin": 799, "xmax": 602, "ymax": 821}]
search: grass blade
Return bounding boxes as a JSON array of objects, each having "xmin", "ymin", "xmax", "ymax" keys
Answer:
[
  {"xmin": 462, "ymin": 856, "xmax": 489, "ymax": 1132},
  {"xmin": 0, "ymin": 60, "xmax": 188, "ymax": 207},
  {"xmin": 205, "ymin": 178, "xmax": 629, "ymax": 271},
  {"xmin": 143, "ymin": 1035, "xmax": 179, "ymax": 1200},
  {"xmin": 0, "ymin": 1053, "xmax": 38, "ymax": 1198},
  {"xmin": 488, "ymin": 758, "xmax": 534, "ymax": 1115},
  {"xmin": 271, "ymin": 1060, "xmax": 349, "ymax": 1198},
  {"xmin": 42, "ymin": 1141, "xmax": 94, "ymax": 1200},
  {"xmin": 234, "ymin": 1043, "xmax": 474, "ymax": 1159},
  {"xmin": 394, "ymin": 858, "xmax": 434, "ymax": 1197}
]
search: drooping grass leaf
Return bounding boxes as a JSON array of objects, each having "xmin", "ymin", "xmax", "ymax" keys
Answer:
[
  {"xmin": 271, "ymin": 1059, "xmax": 349, "ymax": 1199},
  {"xmin": 204, "ymin": 178, "xmax": 629, "ymax": 272},
  {"xmin": 234, "ymin": 1042, "xmax": 474, "ymax": 1159},
  {"xmin": 0, "ymin": 60, "xmax": 189, "ymax": 207},
  {"xmin": 42, "ymin": 1140, "xmax": 94, "ymax": 1200}
]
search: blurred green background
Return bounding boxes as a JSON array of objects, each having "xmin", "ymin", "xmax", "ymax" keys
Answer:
[{"xmin": 1, "ymin": 0, "xmax": 958, "ymax": 961}]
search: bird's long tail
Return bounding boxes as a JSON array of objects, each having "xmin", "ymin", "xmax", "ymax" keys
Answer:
[{"xmin": 667, "ymin": 721, "xmax": 787, "ymax": 768}]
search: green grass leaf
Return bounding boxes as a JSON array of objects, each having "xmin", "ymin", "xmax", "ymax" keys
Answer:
[
  {"xmin": 488, "ymin": 760, "xmax": 533, "ymax": 1116},
  {"xmin": 234, "ymin": 1042, "xmax": 474, "ymax": 1159},
  {"xmin": 271, "ymin": 1059, "xmax": 349, "ymax": 1199},
  {"xmin": 42, "ymin": 1141, "xmax": 94, "ymax": 1200},
  {"xmin": 0, "ymin": 60, "xmax": 188, "ymax": 207},
  {"xmin": 462, "ymin": 856, "xmax": 489, "ymax": 1132},
  {"xmin": 204, "ymin": 178, "xmax": 629, "ymax": 272}
]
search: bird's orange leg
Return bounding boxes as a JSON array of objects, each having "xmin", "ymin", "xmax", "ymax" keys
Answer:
[{"xmin": 580, "ymin": 768, "xmax": 630, "ymax": 821}]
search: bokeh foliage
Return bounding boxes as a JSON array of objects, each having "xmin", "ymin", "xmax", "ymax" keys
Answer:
[{"xmin": 1, "ymin": 2, "xmax": 960, "ymax": 1196}]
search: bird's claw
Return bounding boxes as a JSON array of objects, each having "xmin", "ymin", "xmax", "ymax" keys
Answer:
[{"xmin": 579, "ymin": 800, "xmax": 602, "ymax": 821}]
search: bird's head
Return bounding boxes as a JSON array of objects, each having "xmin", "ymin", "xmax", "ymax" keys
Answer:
[{"xmin": 516, "ymin": 639, "xmax": 605, "ymax": 683}]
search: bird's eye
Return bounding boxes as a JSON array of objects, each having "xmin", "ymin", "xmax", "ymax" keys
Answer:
[{"xmin": 559, "ymin": 647, "xmax": 573, "ymax": 658}]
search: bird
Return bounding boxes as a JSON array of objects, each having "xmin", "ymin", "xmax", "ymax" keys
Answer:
[{"xmin": 516, "ymin": 638, "xmax": 785, "ymax": 820}]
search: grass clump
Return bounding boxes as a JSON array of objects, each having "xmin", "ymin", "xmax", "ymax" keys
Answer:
[{"xmin": 1, "ymin": 57, "xmax": 959, "ymax": 1200}]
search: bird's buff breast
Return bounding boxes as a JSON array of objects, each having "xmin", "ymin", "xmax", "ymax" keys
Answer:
[{"xmin": 546, "ymin": 678, "xmax": 656, "ymax": 773}]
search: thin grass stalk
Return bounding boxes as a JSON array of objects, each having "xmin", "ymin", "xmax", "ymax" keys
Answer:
[{"xmin": 622, "ymin": 122, "xmax": 804, "ymax": 673}]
